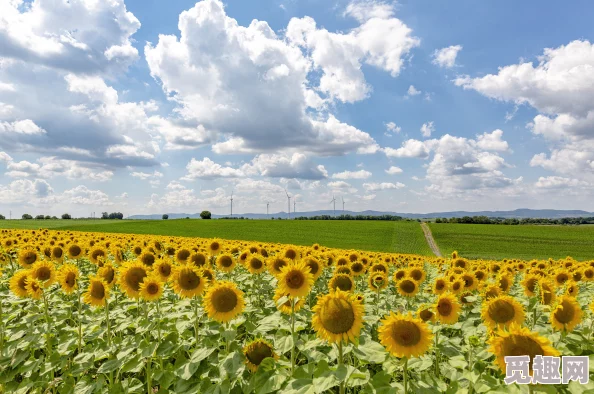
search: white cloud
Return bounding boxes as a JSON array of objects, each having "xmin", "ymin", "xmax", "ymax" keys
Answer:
[
  {"xmin": 181, "ymin": 157, "xmax": 244, "ymax": 180},
  {"xmin": 0, "ymin": 179, "xmax": 53, "ymax": 204},
  {"xmin": 385, "ymin": 166, "xmax": 403, "ymax": 174},
  {"xmin": 331, "ymin": 170, "xmax": 372, "ymax": 179},
  {"xmin": 328, "ymin": 181, "xmax": 352, "ymax": 189},
  {"xmin": 535, "ymin": 176, "xmax": 589, "ymax": 189},
  {"xmin": 407, "ymin": 85, "xmax": 421, "ymax": 96},
  {"xmin": 2, "ymin": 156, "xmax": 113, "ymax": 181},
  {"xmin": 62, "ymin": 185, "xmax": 113, "ymax": 206},
  {"xmin": 344, "ymin": 0, "xmax": 395, "ymax": 22},
  {"xmin": 242, "ymin": 153, "xmax": 328, "ymax": 180},
  {"xmin": 384, "ymin": 139, "xmax": 431, "ymax": 158},
  {"xmin": 420, "ymin": 121, "xmax": 435, "ymax": 138},
  {"xmin": 385, "ymin": 121, "xmax": 401, "ymax": 134},
  {"xmin": 363, "ymin": 182, "xmax": 405, "ymax": 191},
  {"xmin": 131, "ymin": 170, "xmax": 164, "ymax": 181},
  {"xmin": 0, "ymin": 119, "xmax": 46, "ymax": 135},
  {"xmin": 432, "ymin": 45, "xmax": 462, "ymax": 68},
  {"xmin": 476, "ymin": 129, "xmax": 509, "ymax": 151}
]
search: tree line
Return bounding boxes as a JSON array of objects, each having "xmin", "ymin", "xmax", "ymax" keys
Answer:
[
  {"xmin": 294, "ymin": 214, "xmax": 413, "ymax": 221},
  {"xmin": 434, "ymin": 216, "xmax": 594, "ymax": 225}
]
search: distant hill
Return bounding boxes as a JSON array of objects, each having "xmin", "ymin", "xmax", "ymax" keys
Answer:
[{"xmin": 127, "ymin": 209, "xmax": 593, "ymax": 220}]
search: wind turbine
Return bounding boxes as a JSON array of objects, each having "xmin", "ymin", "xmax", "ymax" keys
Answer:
[
  {"xmin": 293, "ymin": 196, "xmax": 297, "ymax": 218},
  {"xmin": 330, "ymin": 195, "xmax": 336, "ymax": 217},
  {"xmin": 230, "ymin": 190, "xmax": 234, "ymax": 217},
  {"xmin": 342, "ymin": 197, "xmax": 345, "ymax": 213},
  {"xmin": 285, "ymin": 189, "xmax": 291, "ymax": 219},
  {"xmin": 266, "ymin": 202, "xmax": 270, "ymax": 218}
]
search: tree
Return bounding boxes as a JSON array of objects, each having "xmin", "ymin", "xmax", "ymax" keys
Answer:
[
  {"xmin": 35, "ymin": 215, "xmax": 45, "ymax": 220},
  {"xmin": 22, "ymin": 214, "xmax": 33, "ymax": 220},
  {"xmin": 162, "ymin": 214, "xmax": 169, "ymax": 220},
  {"xmin": 62, "ymin": 213, "xmax": 72, "ymax": 220},
  {"xmin": 0, "ymin": 214, "xmax": 5, "ymax": 220},
  {"xmin": 44, "ymin": 215, "xmax": 51, "ymax": 220},
  {"xmin": 200, "ymin": 210, "xmax": 212, "ymax": 219},
  {"xmin": 101, "ymin": 212, "xmax": 109, "ymax": 219}
]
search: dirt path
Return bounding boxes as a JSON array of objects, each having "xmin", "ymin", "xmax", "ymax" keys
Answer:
[{"xmin": 420, "ymin": 222, "xmax": 443, "ymax": 257}]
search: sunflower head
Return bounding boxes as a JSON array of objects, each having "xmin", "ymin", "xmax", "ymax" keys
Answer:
[
  {"xmin": 550, "ymin": 296, "xmax": 582, "ymax": 332},
  {"xmin": 176, "ymin": 248, "xmax": 191, "ymax": 264},
  {"xmin": 139, "ymin": 252, "xmax": 156, "ymax": 267},
  {"xmin": 539, "ymin": 279, "xmax": 556, "ymax": 306},
  {"xmin": 84, "ymin": 276, "xmax": 109, "ymax": 307},
  {"xmin": 172, "ymin": 265, "xmax": 207, "ymax": 298},
  {"xmin": 51, "ymin": 246, "xmax": 64, "ymax": 262},
  {"xmin": 58, "ymin": 263, "xmax": 79, "ymax": 294},
  {"xmin": 118, "ymin": 262, "xmax": 148, "ymax": 299},
  {"xmin": 368, "ymin": 273, "xmax": 388, "ymax": 291},
  {"xmin": 243, "ymin": 339, "xmax": 278, "ymax": 372},
  {"xmin": 417, "ymin": 305, "xmax": 436, "ymax": 323},
  {"xmin": 408, "ymin": 267, "xmax": 426, "ymax": 283},
  {"xmin": 153, "ymin": 259, "xmax": 174, "ymax": 282},
  {"xmin": 208, "ymin": 239, "xmax": 222, "ymax": 255},
  {"xmin": 25, "ymin": 276, "xmax": 43, "ymax": 299},
  {"xmin": 522, "ymin": 274, "xmax": 540, "ymax": 297},
  {"xmin": 554, "ymin": 270, "xmax": 570, "ymax": 286},
  {"xmin": 139, "ymin": 275, "xmax": 164, "ymax": 302},
  {"xmin": 329, "ymin": 274, "xmax": 355, "ymax": 293},
  {"xmin": 397, "ymin": 278, "xmax": 419, "ymax": 298},
  {"xmin": 30, "ymin": 260, "xmax": 57, "ymax": 288},
  {"xmin": 273, "ymin": 288, "xmax": 305, "ymax": 314},
  {"xmin": 283, "ymin": 247, "xmax": 300, "ymax": 261},
  {"xmin": 66, "ymin": 243, "xmax": 84, "ymax": 259},
  {"xmin": 370, "ymin": 263, "xmax": 388, "ymax": 275},
  {"xmin": 350, "ymin": 261, "xmax": 365, "ymax": 276},
  {"xmin": 17, "ymin": 248, "xmax": 38, "ymax": 268},
  {"xmin": 335, "ymin": 266, "xmax": 352, "ymax": 276},
  {"xmin": 267, "ymin": 256, "xmax": 288, "ymax": 277},
  {"xmin": 433, "ymin": 278, "xmax": 448, "ymax": 294},
  {"xmin": 378, "ymin": 312, "xmax": 433, "ymax": 358},
  {"xmin": 305, "ymin": 257, "xmax": 322, "ymax": 279},
  {"xmin": 393, "ymin": 269, "xmax": 407, "ymax": 282},
  {"xmin": 216, "ymin": 254, "xmax": 236, "ymax": 273},
  {"xmin": 98, "ymin": 263, "xmax": 117, "ymax": 287},
  {"xmin": 277, "ymin": 261, "xmax": 314, "ymax": 298},
  {"xmin": 312, "ymin": 289, "xmax": 364, "ymax": 344},
  {"xmin": 488, "ymin": 324, "xmax": 559, "ymax": 373},
  {"xmin": 481, "ymin": 295, "xmax": 525, "ymax": 330},
  {"xmin": 203, "ymin": 280, "xmax": 245, "ymax": 323},
  {"xmin": 10, "ymin": 270, "xmax": 31, "ymax": 298},
  {"xmin": 435, "ymin": 293, "xmax": 461, "ymax": 325}
]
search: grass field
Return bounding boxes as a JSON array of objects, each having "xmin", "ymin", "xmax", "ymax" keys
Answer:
[
  {"xmin": 429, "ymin": 222, "xmax": 594, "ymax": 260},
  {"xmin": 0, "ymin": 219, "xmax": 433, "ymax": 255}
]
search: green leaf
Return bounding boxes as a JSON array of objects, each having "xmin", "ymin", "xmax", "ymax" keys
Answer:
[
  {"xmin": 353, "ymin": 336, "xmax": 388, "ymax": 364},
  {"xmin": 407, "ymin": 356, "xmax": 433, "ymax": 372},
  {"xmin": 281, "ymin": 379, "xmax": 315, "ymax": 394},
  {"xmin": 97, "ymin": 358, "xmax": 123, "ymax": 374},
  {"xmin": 276, "ymin": 335, "xmax": 294, "ymax": 354}
]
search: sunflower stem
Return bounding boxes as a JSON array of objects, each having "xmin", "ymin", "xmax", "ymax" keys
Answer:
[
  {"xmin": 0, "ymin": 287, "xmax": 4, "ymax": 353},
  {"xmin": 290, "ymin": 298, "xmax": 296, "ymax": 375},
  {"xmin": 77, "ymin": 284, "xmax": 82, "ymax": 354},
  {"xmin": 146, "ymin": 356, "xmax": 152, "ymax": 394},
  {"xmin": 42, "ymin": 288, "xmax": 55, "ymax": 393},
  {"xmin": 403, "ymin": 357, "xmax": 409, "ymax": 394},
  {"xmin": 434, "ymin": 325, "xmax": 440, "ymax": 377},
  {"xmin": 338, "ymin": 341, "xmax": 345, "ymax": 394},
  {"xmin": 531, "ymin": 301, "xmax": 538, "ymax": 330},
  {"xmin": 193, "ymin": 296, "xmax": 200, "ymax": 348}
]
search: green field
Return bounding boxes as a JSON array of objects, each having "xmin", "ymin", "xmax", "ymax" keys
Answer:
[
  {"xmin": 0, "ymin": 219, "xmax": 432, "ymax": 255},
  {"xmin": 429, "ymin": 223, "xmax": 594, "ymax": 260}
]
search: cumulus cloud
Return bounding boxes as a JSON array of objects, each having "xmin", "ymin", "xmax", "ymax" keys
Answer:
[
  {"xmin": 2, "ymin": 155, "xmax": 113, "ymax": 181},
  {"xmin": 420, "ymin": 121, "xmax": 435, "ymax": 138},
  {"xmin": 385, "ymin": 121, "xmax": 401, "ymax": 134},
  {"xmin": 432, "ymin": 45, "xmax": 462, "ymax": 68},
  {"xmin": 0, "ymin": 179, "xmax": 53, "ymax": 204},
  {"xmin": 242, "ymin": 153, "xmax": 328, "ymax": 180},
  {"xmin": 535, "ymin": 176, "xmax": 589, "ymax": 189},
  {"xmin": 363, "ymin": 182, "xmax": 405, "ymax": 191},
  {"xmin": 384, "ymin": 139, "xmax": 431, "ymax": 158},
  {"xmin": 181, "ymin": 157, "xmax": 244, "ymax": 180},
  {"xmin": 385, "ymin": 166, "xmax": 403, "ymax": 174},
  {"xmin": 130, "ymin": 170, "xmax": 164, "ymax": 181},
  {"xmin": 328, "ymin": 181, "xmax": 352, "ymax": 189},
  {"xmin": 407, "ymin": 85, "xmax": 421, "ymax": 96},
  {"xmin": 331, "ymin": 170, "xmax": 372, "ymax": 179}
]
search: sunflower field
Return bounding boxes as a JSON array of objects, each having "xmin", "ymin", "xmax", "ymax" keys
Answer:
[{"xmin": 0, "ymin": 229, "xmax": 593, "ymax": 394}]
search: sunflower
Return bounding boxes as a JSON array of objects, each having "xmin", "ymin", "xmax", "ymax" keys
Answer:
[
  {"xmin": 97, "ymin": 263, "xmax": 117, "ymax": 287},
  {"xmin": 550, "ymin": 296, "xmax": 582, "ymax": 332},
  {"xmin": 335, "ymin": 266, "xmax": 352, "ymax": 276},
  {"xmin": 277, "ymin": 261, "xmax": 314, "ymax": 298},
  {"xmin": 176, "ymin": 248, "xmax": 191, "ymax": 264},
  {"xmin": 397, "ymin": 279, "xmax": 419, "ymax": 298},
  {"xmin": 172, "ymin": 265, "xmax": 207, "ymax": 298},
  {"xmin": 273, "ymin": 288, "xmax": 305, "ymax": 314},
  {"xmin": 216, "ymin": 254, "xmax": 236, "ymax": 273},
  {"xmin": 26, "ymin": 277, "xmax": 43, "ymax": 299},
  {"xmin": 305, "ymin": 257, "xmax": 323, "ymax": 279},
  {"xmin": 378, "ymin": 312, "xmax": 433, "ymax": 358},
  {"xmin": 435, "ymin": 293, "xmax": 461, "ymax": 325},
  {"xmin": 311, "ymin": 289, "xmax": 364, "ymax": 344},
  {"xmin": 565, "ymin": 281, "xmax": 579, "ymax": 297},
  {"xmin": 58, "ymin": 263, "xmax": 79, "ymax": 294},
  {"xmin": 329, "ymin": 274, "xmax": 355, "ymax": 292},
  {"xmin": 460, "ymin": 273, "xmax": 477, "ymax": 291},
  {"xmin": 203, "ymin": 281, "xmax": 245, "ymax": 323},
  {"xmin": 433, "ymin": 278, "xmax": 448, "ymax": 294},
  {"xmin": 417, "ymin": 305, "xmax": 436, "ymax": 323},
  {"xmin": 190, "ymin": 252, "xmax": 208, "ymax": 268},
  {"xmin": 139, "ymin": 275, "xmax": 164, "ymax": 302},
  {"xmin": 84, "ymin": 276, "xmax": 109, "ymax": 307},
  {"xmin": 450, "ymin": 278, "xmax": 464, "ymax": 294},
  {"xmin": 199, "ymin": 267, "xmax": 216, "ymax": 285},
  {"xmin": 483, "ymin": 284, "xmax": 502, "ymax": 300},
  {"xmin": 370, "ymin": 263, "xmax": 388, "ymax": 275},
  {"xmin": 87, "ymin": 247, "xmax": 107, "ymax": 266},
  {"xmin": 9, "ymin": 270, "xmax": 31, "ymax": 298},
  {"xmin": 67, "ymin": 244, "xmax": 84, "ymax": 259},
  {"xmin": 393, "ymin": 269, "xmax": 407, "ymax": 282},
  {"xmin": 488, "ymin": 324, "xmax": 559, "ymax": 373},
  {"xmin": 242, "ymin": 254, "xmax": 263, "ymax": 274},
  {"xmin": 522, "ymin": 274, "xmax": 540, "ymax": 297},
  {"xmin": 243, "ymin": 339, "xmax": 278, "ymax": 372},
  {"xmin": 118, "ymin": 262, "xmax": 148, "ymax": 299},
  {"xmin": 51, "ymin": 246, "xmax": 64, "ymax": 263},
  {"xmin": 208, "ymin": 239, "xmax": 222, "ymax": 255},
  {"xmin": 350, "ymin": 261, "xmax": 365, "ymax": 277},
  {"xmin": 30, "ymin": 260, "xmax": 57, "ymax": 288},
  {"xmin": 497, "ymin": 274, "xmax": 513, "ymax": 293},
  {"xmin": 554, "ymin": 269, "xmax": 570, "ymax": 287},
  {"xmin": 267, "ymin": 256, "xmax": 288, "ymax": 277},
  {"xmin": 283, "ymin": 247, "xmax": 300, "ymax": 261},
  {"xmin": 539, "ymin": 279, "xmax": 556, "ymax": 306},
  {"xmin": 408, "ymin": 267, "xmax": 426, "ymax": 283},
  {"xmin": 153, "ymin": 260, "xmax": 173, "ymax": 282},
  {"xmin": 139, "ymin": 252, "xmax": 156, "ymax": 267},
  {"xmin": 17, "ymin": 248, "xmax": 38, "ymax": 268},
  {"xmin": 368, "ymin": 272, "xmax": 388, "ymax": 291},
  {"xmin": 481, "ymin": 295, "xmax": 525, "ymax": 330}
]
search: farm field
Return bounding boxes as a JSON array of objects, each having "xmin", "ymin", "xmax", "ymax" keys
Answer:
[
  {"xmin": 429, "ymin": 223, "xmax": 594, "ymax": 260},
  {"xmin": 0, "ymin": 219, "xmax": 433, "ymax": 256},
  {"xmin": 1, "ymin": 229, "xmax": 593, "ymax": 394}
]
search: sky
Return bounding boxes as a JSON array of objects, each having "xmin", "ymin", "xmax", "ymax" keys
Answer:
[{"xmin": 1, "ymin": 0, "xmax": 594, "ymax": 217}]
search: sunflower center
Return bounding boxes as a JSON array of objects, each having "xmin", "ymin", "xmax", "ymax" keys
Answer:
[
  {"xmin": 286, "ymin": 271, "xmax": 305, "ymax": 289},
  {"xmin": 502, "ymin": 336, "xmax": 544, "ymax": 364},
  {"xmin": 192, "ymin": 253, "xmax": 206, "ymax": 267},
  {"xmin": 553, "ymin": 300, "xmax": 575, "ymax": 324},
  {"xmin": 556, "ymin": 273, "xmax": 568, "ymax": 284},
  {"xmin": 320, "ymin": 298, "xmax": 355, "ymax": 334},
  {"xmin": 220, "ymin": 256, "xmax": 233, "ymax": 268},
  {"xmin": 212, "ymin": 289, "xmax": 238, "ymax": 312},
  {"xmin": 159, "ymin": 264, "xmax": 172, "ymax": 276},
  {"xmin": 333, "ymin": 276, "xmax": 353, "ymax": 291},
  {"xmin": 395, "ymin": 271, "xmax": 406, "ymax": 280},
  {"xmin": 475, "ymin": 271, "xmax": 485, "ymax": 280},
  {"xmin": 36, "ymin": 267, "xmax": 51, "ymax": 281},
  {"xmin": 246, "ymin": 342, "xmax": 273, "ymax": 366},
  {"xmin": 435, "ymin": 281, "xmax": 445, "ymax": 291},
  {"xmin": 390, "ymin": 321, "xmax": 421, "ymax": 347},
  {"xmin": 250, "ymin": 258, "xmax": 263, "ymax": 270},
  {"xmin": 92, "ymin": 250, "xmax": 105, "ymax": 260},
  {"xmin": 142, "ymin": 254, "xmax": 155, "ymax": 266},
  {"xmin": 419, "ymin": 309, "xmax": 434, "ymax": 322},
  {"xmin": 90, "ymin": 282, "xmax": 105, "ymax": 299},
  {"xmin": 285, "ymin": 249, "xmax": 297, "ymax": 260},
  {"xmin": 134, "ymin": 247, "xmax": 142, "ymax": 255},
  {"xmin": 399, "ymin": 280, "xmax": 416, "ymax": 294},
  {"xmin": 179, "ymin": 269, "xmax": 201, "ymax": 290},
  {"xmin": 18, "ymin": 276, "xmax": 28, "ymax": 290},
  {"xmin": 525, "ymin": 278, "xmax": 538, "ymax": 293},
  {"xmin": 125, "ymin": 267, "xmax": 147, "ymax": 291},
  {"xmin": 147, "ymin": 283, "xmax": 160, "ymax": 295},
  {"xmin": 24, "ymin": 252, "xmax": 37, "ymax": 265},
  {"xmin": 69, "ymin": 245, "xmax": 81, "ymax": 257},
  {"xmin": 177, "ymin": 250, "xmax": 191, "ymax": 262},
  {"xmin": 410, "ymin": 269, "xmax": 423, "ymax": 281},
  {"xmin": 307, "ymin": 261, "xmax": 319, "ymax": 275},
  {"xmin": 210, "ymin": 242, "xmax": 220, "ymax": 251},
  {"xmin": 437, "ymin": 299, "xmax": 453, "ymax": 316},
  {"xmin": 65, "ymin": 272, "xmax": 76, "ymax": 287},
  {"xmin": 53, "ymin": 248, "xmax": 63, "ymax": 258},
  {"xmin": 351, "ymin": 263, "xmax": 363, "ymax": 273},
  {"xmin": 462, "ymin": 275, "xmax": 474, "ymax": 288},
  {"xmin": 488, "ymin": 300, "xmax": 516, "ymax": 323},
  {"xmin": 102, "ymin": 268, "xmax": 115, "ymax": 284}
]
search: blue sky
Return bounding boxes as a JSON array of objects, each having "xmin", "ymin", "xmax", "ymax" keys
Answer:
[{"xmin": 1, "ymin": 0, "xmax": 593, "ymax": 217}]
